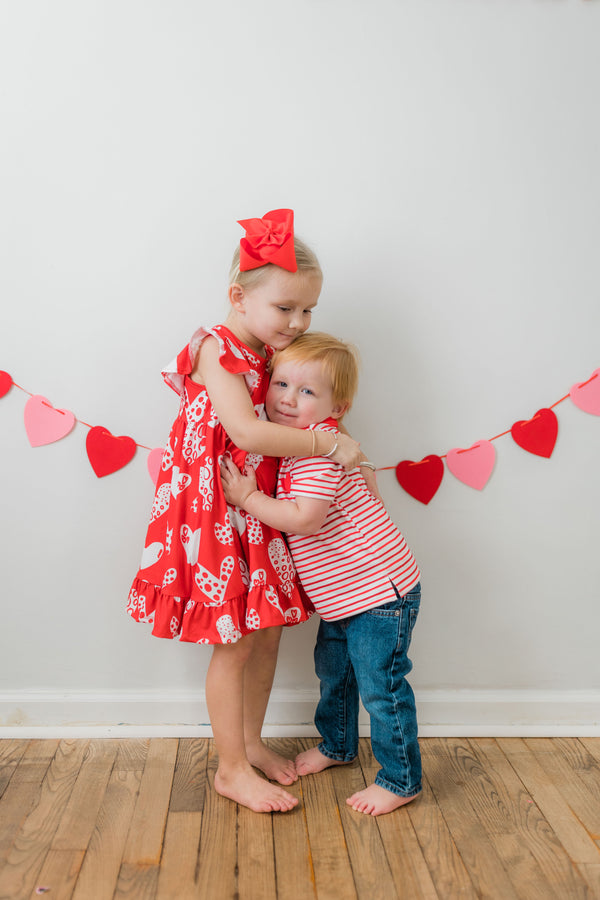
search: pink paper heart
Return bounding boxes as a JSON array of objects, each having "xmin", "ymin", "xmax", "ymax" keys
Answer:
[
  {"xmin": 446, "ymin": 441, "xmax": 496, "ymax": 491},
  {"xmin": 24, "ymin": 395, "xmax": 76, "ymax": 447},
  {"xmin": 570, "ymin": 369, "xmax": 600, "ymax": 416},
  {"xmin": 147, "ymin": 447, "xmax": 164, "ymax": 484}
]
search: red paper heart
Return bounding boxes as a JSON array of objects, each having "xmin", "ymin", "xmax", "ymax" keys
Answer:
[
  {"xmin": 86, "ymin": 426, "xmax": 137, "ymax": 477},
  {"xmin": 0, "ymin": 371, "xmax": 13, "ymax": 397},
  {"xmin": 24, "ymin": 395, "xmax": 76, "ymax": 447},
  {"xmin": 395, "ymin": 454, "xmax": 444, "ymax": 504},
  {"xmin": 510, "ymin": 408, "xmax": 558, "ymax": 458}
]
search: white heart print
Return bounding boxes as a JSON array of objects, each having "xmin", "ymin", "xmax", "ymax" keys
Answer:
[
  {"xmin": 180, "ymin": 525, "xmax": 202, "ymax": 565},
  {"xmin": 171, "ymin": 466, "xmax": 192, "ymax": 498},
  {"xmin": 195, "ymin": 556, "xmax": 235, "ymax": 606},
  {"xmin": 150, "ymin": 483, "xmax": 171, "ymax": 522},
  {"xmin": 140, "ymin": 542, "xmax": 164, "ymax": 569},
  {"xmin": 268, "ymin": 538, "xmax": 295, "ymax": 597},
  {"xmin": 216, "ymin": 614, "xmax": 242, "ymax": 643}
]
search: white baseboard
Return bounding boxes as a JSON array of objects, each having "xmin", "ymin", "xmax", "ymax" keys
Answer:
[{"xmin": 1, "ymin": 688, "xmax": 599, "ymax": 738}]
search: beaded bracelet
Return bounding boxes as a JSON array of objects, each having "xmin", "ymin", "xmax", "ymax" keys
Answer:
[{"xmin": 359, "ymin": 461, "xmax": 377, "ymax": 471}]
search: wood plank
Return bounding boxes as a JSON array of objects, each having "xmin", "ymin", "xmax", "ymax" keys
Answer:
[
  {"xmin": 195, "ymin": 740, "xmax": 239, "ymax": 900},
  {"xmin": 0, "ymin": 739, "xmax": 88, "ymax": 900},
  {"xmin": 421, "ymin": 738, "xmax": 521, "ymax": 900},
  {"xmin": 52, "ymin": 739, "xmax": 119, "ymax": 851},
  {"xmin": 0, "ymin": 743, "xmax": 57, "ymax": 867},
  {"xmin": 575, "ymin": 862, "xmax": 600, "ymax": 895},
  {"xmin": 71, "ymin": 739, "xmax": 148, "ymax": 900},
  {"xmin": 357, "ymin": 739, "xmax": 440, "ymax": 899},
  {"xmin": 406, "ymin": 738, "xmax": 477, "ymax": 899},
  {"xmin": 113, "ymin": 863, "xmax": 159, "ymax": 898},
  {"xmin": 498, "ymin": 738, "xmax": 600, "ymax": 866},
  {"xmin": 236, "ymin": 797, "xmax": 277, "ymax": 899},
  {"xmin": 0, "ymin": 740, "xmax": 29, "ymax": 798},
  {"xmin": 268, "ymin": 738, "xmax": 316, "ymax": 900},
  {"xmin": 297, "ymin": 737, "xmax": 358, "ymax": 900},
  {"xmin": 169, "ymin": 738, "xmax": 209, "ymax": 813},
  {"xmin": 579, "ymin": 739, "xmax": 600, "ymax": 766},
  {"xmin": 328, "ymin": 740, "xmax": 398, "ymax": 900},
  {"xmin": 467, "ymin": 737, "xmax": 584, "ymax": 900},
  {"xmin": 525, "ymin": 738, "xmax": 600, "ymax": 849},
  {"xmin": 156, "ymin": 811, "xmax": 203, "ymax": 899},
  {"xmin": 30, "ymin": 849, "xmax": 85, "ymax": 900},
  {"xmin": 408, "ymin": 768, "xmax": 476, "ymax": 899},
  {"xmin": 8, "ymin": 740, "xmax": 58, "ymax": 784},
  {"xmin": 121, "ymin": 737, "xmax": 178, "ymax": 866}
]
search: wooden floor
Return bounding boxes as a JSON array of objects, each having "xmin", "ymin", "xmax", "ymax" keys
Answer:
[{"xmin": 1, "ymin": 737, "xmax": 600, "ymax": 899}]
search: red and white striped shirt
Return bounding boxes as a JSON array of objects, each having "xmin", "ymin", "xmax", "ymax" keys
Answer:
[{"xmin": 277, "ymin": 423, "xmax": 420, "ymax": 621}]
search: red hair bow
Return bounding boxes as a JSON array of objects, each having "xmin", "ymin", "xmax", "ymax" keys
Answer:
[{"xmin": 237, "ymin": 208, "xmax": 297, "ymax": 272}]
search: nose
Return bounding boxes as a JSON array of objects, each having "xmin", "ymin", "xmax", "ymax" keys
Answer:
[
  {"xmin": 287, "ymin": 309, "xmax": 303, "ymax": 330},
  {"xmin": 281, "ymin": 388, "xmax": 296, "ymax": 407}
]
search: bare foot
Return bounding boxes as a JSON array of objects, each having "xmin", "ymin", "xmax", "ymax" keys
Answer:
[
  {"xmin": 246, "ymin": 740, "xmax": 298, "ymax": 785},
  {"xmin": 295, "ymin": 745, "xmax": 355, "ymax": 776},
  {"xmin": 214, "ymin": 765, "xmax": 298, "ymax": 813},
  {"xmin": 346, "ymin": 783, "xmax": 420, "ymax": 816}
]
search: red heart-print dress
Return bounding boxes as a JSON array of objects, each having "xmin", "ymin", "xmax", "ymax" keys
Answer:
[{"xmin": 127, "ymin": 325, "xmax": 313, "ymax": 644}]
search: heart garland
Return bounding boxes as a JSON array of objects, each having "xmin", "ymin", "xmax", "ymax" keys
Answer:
[{"xmin": 2, "ymin": 366, "xmax": 599, "ymax": 492}]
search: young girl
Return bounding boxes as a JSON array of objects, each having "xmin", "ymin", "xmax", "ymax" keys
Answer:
[{"xmin": 127, "ymin": 209, "xmax": 361, "ymax": 813}]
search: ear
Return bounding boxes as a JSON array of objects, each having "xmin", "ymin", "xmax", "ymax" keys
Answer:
[
  {"xmin": 228, "ymin": 282, "xmax": 245, "ymax": 313},
  {"xmin": 330, "ymin": 401, "xmax": 350, "ymax": 420}
]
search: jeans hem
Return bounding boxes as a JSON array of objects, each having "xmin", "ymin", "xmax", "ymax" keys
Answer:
[
  {"xmin": 318, "ymin": 742, "xmax": 357, "ymax": 763},
  {"xmin": 374, "ymin": 774, "xmax": 422, "ymax": 798}
]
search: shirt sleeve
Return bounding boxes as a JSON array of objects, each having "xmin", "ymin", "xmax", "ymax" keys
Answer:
[{"xmin": 288, "ymin": 456, "xmax": 343, "ymax": 501}]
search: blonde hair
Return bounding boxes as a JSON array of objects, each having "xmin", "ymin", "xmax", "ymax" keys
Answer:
[
  {"xmin": 228, "ymin": 236, "xmax": 323, "ymax": 289},
  {"xmin": 272, "ymin": 332, "xmax": 360, "ymax": 408}
]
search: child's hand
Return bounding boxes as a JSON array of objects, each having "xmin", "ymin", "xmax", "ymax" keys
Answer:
[
  {"xmin": 360, "ymin": 466, "xmax": 385, "ymax": 504},
  {"xmin": 220, "ymin": 456, "xmax": 259, "ymax": 508},
  {"xmin": 331, "ymin": 432, "xmax": 362, "ymax": 470}
]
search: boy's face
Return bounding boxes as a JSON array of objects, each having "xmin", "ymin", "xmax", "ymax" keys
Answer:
[{"xmin": 266, "ymin": 359, "xmax": 347, "ymax": 429}]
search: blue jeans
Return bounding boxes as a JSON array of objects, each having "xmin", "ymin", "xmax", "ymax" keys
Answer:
[{"xmin": 314, "ymin": 582, "xmax": 422, "ymax": 798}]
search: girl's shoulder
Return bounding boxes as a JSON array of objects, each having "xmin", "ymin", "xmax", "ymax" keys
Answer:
[{"xmin": 162, "ymin": 325, "xmax": 270, "ymax": 395}]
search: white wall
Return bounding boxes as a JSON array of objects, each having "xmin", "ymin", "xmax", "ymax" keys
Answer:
[{"xmin": 1, "ymin": 0, "xmax": 599, "ymax": 736}]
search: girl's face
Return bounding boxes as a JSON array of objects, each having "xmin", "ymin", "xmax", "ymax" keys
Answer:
[
  {"xmin": 229, "ymin": 267, "xmax": 321, "ymax": 355},
  {"xmin": 266, "ymin": 359, "xmax": 347, "ymax": 430}
]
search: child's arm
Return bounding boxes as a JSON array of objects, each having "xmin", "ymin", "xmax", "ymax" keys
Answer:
[
  {"xmin": 337, "ymin": 419, "xmax": 383, "ymax": 502},
  {"xmin": 221, "ymin": 457, "xmax": 330, "ymax": 536},
  {"xmin": 194, "ymin": 337, "xmax": 361, "ymax": 469}
]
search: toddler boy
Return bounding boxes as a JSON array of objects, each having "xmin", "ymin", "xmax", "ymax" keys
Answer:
[{"xmin": 221, "ymin": 332, "xmax": 422, "ymax": 815}]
